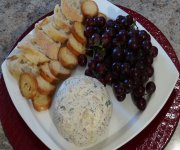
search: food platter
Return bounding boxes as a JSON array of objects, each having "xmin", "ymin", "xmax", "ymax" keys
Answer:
[{"xmin": 0, "ymin": 0, "xmax": 180, "ymax": 149}]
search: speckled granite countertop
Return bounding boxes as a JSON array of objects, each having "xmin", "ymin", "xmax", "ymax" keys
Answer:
[{"xmin": 0, "ymin": 0, "xmax": 179, "ymax": 149}]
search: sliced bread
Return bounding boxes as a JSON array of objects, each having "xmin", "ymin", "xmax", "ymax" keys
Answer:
[
  {"xmin": 19, "ymin": 72, "xmax": 37, "ymax": 99},
  {"xmin": 67, "ymin": 34, "xmax": 85, "ymax": 56},
  {"xmin": 42, "ymin": 22, "xmax": 68, "ymax": 43},
  {"xmin": 35, "ymin": 17, "xmax": 50, "ymax": 30},
  {"xmin": 39, "ymin": 62, "xmax": 59, "ymax": 85},
  {"xmin": 7, "ymin": 54, "xmax": 39, "ymax": 81},
  {"xmin": 58, "ymin": 47, "xmax": 78, "ymax": 69},
  {"xmin": 61, "ymin": 0, "xmax": 83, "ymax": 22},
  {"xmin": 49, "ymin": 60, "xmax": 71, "ymax": 80},
  {"xmin": 71, "ymin": 21, "xmax": 86, "ymax": 44},
  {"xmin": 32, "ymin": 91, "xmax": 52, "ymax": 112},
  {"xmin": 53, "ymin": 4, "xmax": 72, "ymax": 32},
  {"xmin": 81, "ymin": 0, "xmax": 98, "ymax": 17},
  {"xmin": 36, "ymin": 75, "xmax": 56, "ymax": 95},
  {"xmin": 17, "ymin": 40, "xmax": 50, "ymax": 65},
  {"xmin": 33, "ymin": 27, "xmax": 61, "ymax": 60}
]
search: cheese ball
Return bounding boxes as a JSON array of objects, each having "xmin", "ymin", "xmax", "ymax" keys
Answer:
[{"xmin": 51, "ymin": 76, "xmax": 112, "ymax": 146}]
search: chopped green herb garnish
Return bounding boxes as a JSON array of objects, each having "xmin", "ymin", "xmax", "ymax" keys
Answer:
[
  {"xmin": 105, "ymin": 100, "xmax": 111, "ymax": 107},
  {"xmin": 60, "ymin": 106, "xmax": 66, "ymax": 110}
]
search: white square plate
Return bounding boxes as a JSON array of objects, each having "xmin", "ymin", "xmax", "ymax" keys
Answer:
[{"xmin": 1, "ymin": 0, "xmax": 179, "ymax": 149}]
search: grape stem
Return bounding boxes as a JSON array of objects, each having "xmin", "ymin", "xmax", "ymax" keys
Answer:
[{"xmin": 131, "ymin": 21, "xmax": 139, "ymax": 30}]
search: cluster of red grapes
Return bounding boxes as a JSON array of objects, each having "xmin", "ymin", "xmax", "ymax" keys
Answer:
[{"xmin": 78, "ymin": 14, "xmax": 158, "ymax": 111}]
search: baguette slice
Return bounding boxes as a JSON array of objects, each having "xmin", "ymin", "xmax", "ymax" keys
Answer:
[
  {"xmin": 39, "ymin": 62, "xmax": 59, "ymax": 84},
  {"xmin": 33, "ymin": 27, "xmax": 61, "ymax": 60},
  {"xmin": 42, "ymin": 22, "xmax": 68, "ymax": 43},
  {"xmin": 19, "ymin": 73, "xmax": 37, "ymax": 99},
  {"xmin": 7, "ymin": 54, "xmax": 39, "ymax": 81},
  {"xmin": 81, "ymin": 0, "xmax": 98, "ymax": 17},
  {"xmin": 35, "ymin": 17, "xmax": 50, "ymax": 30},
  {"xmin": 61, "ymin": 0, "xmax": 83, "ymax": 22},
  {"xmin": 17, "ymin": 40, "xmax": 50, "ymax": 65},
  {"xmin": 49, "ymin": 60, "xmax": 71, "ymax": 80},
  {"xmin": 67, "ymin": 34, "xmax": 85, "ymax": 56},
  {"xmin": 53, "ymin": 4, "xmax": 72, "ymax": 32},
  {"xmin": 36, "ymin": 75, "xmax": 56, "ymax": 95},
  {"xmin": 58, "ymin": 47, "xmax": 78, "ymax": 69},
  {"xmin": 71, "ymin": 21, "xmax": 86, "ymax": 44},
  {"xmin": 32, "ymin": 92, "xmax": 52, "ymax": 112}
]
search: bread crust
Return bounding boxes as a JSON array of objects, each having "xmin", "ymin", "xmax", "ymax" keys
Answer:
[
  {"xmin": 34, "ymin": 27, "xmax": 61, "ymax": 60},
  {"xmin": 81, "ymin": 0, "xmax": 98, "ymax": 17},
  {"xmin": 71, "ymin": 22, "xmax": 86, "ymax": 44},
  {"xmin": 61, "ymin": 0, "xmax": 83, "ymax": 22},
  {"xmin": 32, "ymin": 92, "xmax": 52, "ymax": 112},
  {"xmin": 53, "ymin": 4, "xmax": 71, "ymax": 32},
  {"xmin": 49, "ymin": 61, "xmax": 71, "ymax": 80},
  {"xmin": 42, "ymin": 23, "xmax": 68, "ymax": 43},
  {"xmin": 36, "ymin": 75, "xmax": 56, "ymax": 95},
  {"xmin": 39, "ymin": 63, "xmax": 59, "ymax": 85},
  {"xmin": 58, "ymin": 47, "xmax": 78, "ymax": 69},
  {"xmin": 66, "ymin": 41, "xmax": 80, "ymax": 56},
  {"xmin": 66, "ymin": 34, "xmax": 85, "ymax": 57},
  {"xmin": 19, "ymin": 72, "xmax": 37, "ymax": 99}
]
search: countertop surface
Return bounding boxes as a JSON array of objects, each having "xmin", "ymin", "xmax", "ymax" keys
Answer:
[{"xmin": 0, "ymin": 0, "xmax": 179, "ymax": 149}]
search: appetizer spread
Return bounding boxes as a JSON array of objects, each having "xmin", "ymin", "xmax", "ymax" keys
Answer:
[
  {"xmin": 5, "ymin": 0, "xmax": 159, "ymax": 147},
  {"xmin": 51, "ymin": 76, "xmax": 112, "ymax": 146}
]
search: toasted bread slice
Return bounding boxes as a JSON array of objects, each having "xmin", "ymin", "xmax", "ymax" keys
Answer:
[
  {"xmin": 81, "ymin": 0, "xmax": 98, "ymax": 17},
  {"xmin": 61, "ymin": 0, "xmax": 83, "ymax": 22},
  {"xmin": 39, "ymin": 62, "xmax": 59, "ymax": 84},
  {"xmin": 7, "ymin": 54, "xmax": 39, "ymax": 81},
  {"xmin": 17, "ymin": 40, "xmax": 50, "ymax": 65},
  {"xmin": 19, "ymin": 73, "xmax": 37, "ymax": 99},
  {"xmin": 71, "ymin": 21, "xmax": 86, "ymax": 44},
  {"xmin": 49, "ymin": 60, "xmax": 71, "ymax": 79},
  {"xmin": 42, "ymin": 22, "xmax": 68, "ymax": 43},
  {"xmin": 67, "ymin": 34, "xmax": 85, "ymax": 56},
  {"xmin": 33, "ymin": 27, "xmax": 61, "ymax": 60},
  {"xmin": 58, "ymin": 47, "xmax": 78, "ymax": 69},
  {"xmin": 35, "ymin": 17, "xmax": 50, "ymax": 30},
  {"xmin": 36, "ymin": 75, "xmax": 56, "ymax": 95},
  {"xmin": 53, "ymin": 4, "xmax": 72, "ymax": 32},
  {"xmin": 32, "ymin": 91, "xmax": 52, "ymax": 112}
]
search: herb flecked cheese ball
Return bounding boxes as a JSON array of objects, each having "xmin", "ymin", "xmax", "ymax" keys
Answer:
[{"xmin": 51, "ymin": 76, "xmax": 112, "ymax": 146}]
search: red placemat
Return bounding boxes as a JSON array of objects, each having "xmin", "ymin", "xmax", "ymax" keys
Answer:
[{"xmin": 0, "ymin": 5, "xmax": 180, "ymax": 150}]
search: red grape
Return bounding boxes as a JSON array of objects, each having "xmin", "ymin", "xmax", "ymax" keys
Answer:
[
  {"xmin": 85, "ymin": 68, "xmax": 93, "ymax": 77},
  {"xmin": 112, "ymin": 62, "xmax": 121, "ymax": 73},
  {"xmin": 133, "ymin": 85, "xmax": 145, "ymax": 97},
  {"xmin": 83, "ymin": 14, "xmax": 158, "ymax": 110},
  {"xmin": 139, "ymin": 30, "xmax": 148, "ymax": 41},
  {"xmin": 84, "ymin": 26, "xmax": 94, "ymax": 38},
  {"xmin": 101, "ymin": 32, "xmax": 112, "ymax": 47},
  {"xmin": 150, "ymin": 46, "xmax": 158, "ymax": 57},
  {"xmin": 112, "ymin": 47, "xmax": 124, "ymax": 61},
  {"xmin": 88, "ymin": 59, "xmax": 97, "ymax": 70},
  {"xmin": 96, "ymin": 63, "xmax": 107, "ymax": 75},
  {"xmin": 105, "ymin": 73, "xmax": 113, "ymax": 85},
  {"xmin": 78, "ymin": 54, "xmax": 87, "ymax": 66},
  {"xmin": 126, "ymin": 15, "xmax": 134, "ymax": 25},
  {"xmin": 146, "ymin": 81, "xmax": 156, "ymax": 94},
  {"xmin": 136, "ymin": 97, "xmax": 147, "ymax": 111},
  {"xmin": 85, "ymin": 18, "xmax": 95, "ymax": 26},
  {"xmin": 116, "ymin": 94, "xmax": 126, "ymax": 101},
  {"xmin": 128, "ymin": 38, "xmax": 139, "ymax": 50}
]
